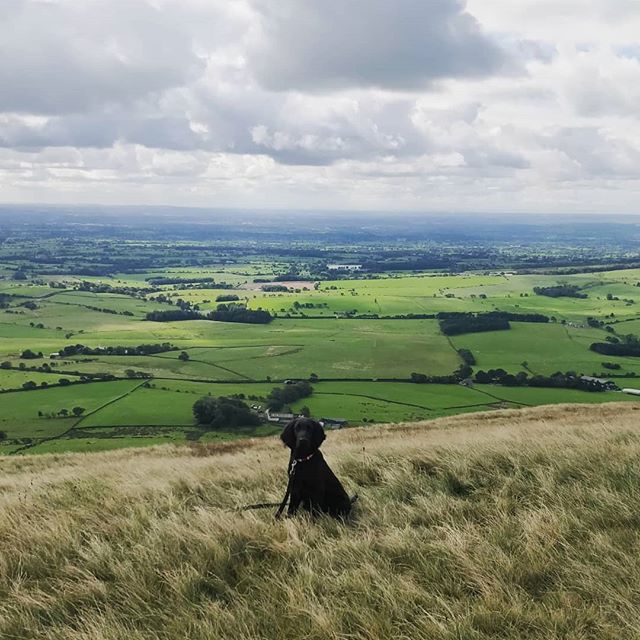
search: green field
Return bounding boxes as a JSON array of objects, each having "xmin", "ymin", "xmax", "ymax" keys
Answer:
[{"xmin": 3, "ymin": 264, "xmax": 640, "ymax": 454}]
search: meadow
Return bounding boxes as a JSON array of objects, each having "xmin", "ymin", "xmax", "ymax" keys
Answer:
[
  {"xmin": 1, "ymin": 403, "xmax": 640, "ymax": 638},
  {"xmin": 3, "ymin": 259, "xmax": 640, "ymax": 454}
]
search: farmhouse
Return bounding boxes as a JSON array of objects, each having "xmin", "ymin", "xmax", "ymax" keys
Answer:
[
  {"xmin": 265, "ymin": 409, "xmax": 297, "ymax": 423},
  {"xmin": 327, "ymin": 264, "xmax": 363, "ymax": 271},
  {"xmin": 320, "ymin": 417, "xmax": 348, "ymax": 429},
  {"xmin": 580, "ymin": 376, "xmax": 618, "ymax": 390}
]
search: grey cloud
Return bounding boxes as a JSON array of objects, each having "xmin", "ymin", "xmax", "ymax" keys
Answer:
[
  {"xmin": 546, "ymin": 127, "xmax": 640, "ymax": 178},
  {"xmin": 249, "ymin": 0, "xmax": 508, "ymax": 91},
  {"xmin": 0, "ymin": 1, "xmax": 205, "ymax": 116}
]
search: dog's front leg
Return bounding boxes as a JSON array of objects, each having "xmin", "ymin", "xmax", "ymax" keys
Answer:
[
  {"xmin": 309, "ymin": 486, "xmax": 326, "ymax": 516},
  {"xmin": 287, "ymin": 488, "xmax": 302, "ymax": 516}
]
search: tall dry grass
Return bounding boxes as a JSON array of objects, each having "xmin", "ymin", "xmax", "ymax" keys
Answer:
[{"xmin": 1, "ymin": 403, "xmax": 640, "ymax": 639}]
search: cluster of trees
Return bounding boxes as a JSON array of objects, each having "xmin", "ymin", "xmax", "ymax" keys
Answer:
[
  {"xmin": 146, "ymin": 306, "xmax": 272, "ymax": 324},
  {"xmin": 146, "ymin": 309, "xmax": 202, "ymax": 322},
  {"xmin": 261, "ymin": 285, "xmax": 289, "ymax": 292},
  {"xmin": 457, "ymin": 349, "xmax": 476, "ymax": 366},
  {"xmin": 437, "ymin": 311, "xmax": 551, "ymax": 337},
  {"xmin": 292, "ymin": 301, "xmax": 328, "ymax": 309},
  {"xmin": 533, "ymin": 285, "xmax": 587, "ymax": 299},
  {"xmin": 192, "ymin": 396, "xmax": 260, "ymax": 429},
  {"xmin": 76, "ymin": 281, "xmax": 156, "ymax": 296},
  {"xmin": 57, "ymin": 343, "xmax": 176, "ymax": 357},
  {"xmin": 266, "ymin": 381, "xmax": 313, "ymax": 411},
  {"xmin": 215, "ymin": 294, "xmax": 240, "ymax": 302},
  {"xmin": 439, "ymin": 311, "xmax": 549, "ymax": 323},
  {"xmin": 207, "ymin": 306, "xmax": 272, "ymax": 324},
  {"xmin": 148, "ymin": 277, "xmax": 215, "ymax": 286},
  {"xmin": 439, "ymin": 314, "xmax": 510, "ymax": 336},
  {"xmin": 38, "ymin": 406, "xmax": 85, "ymax": 419},
  {"xmin": 590, "ymin": 342, "xmax": 640, "ymax": 357},
  {"xmin": 74, "ymin": 304, "xmax": 134, "ymax": 317},
  {"xmin": 410, "ymin": 364, "xmax": 473, "ymax": 384},
  {"xmin": 20, "ymin": 349, "xmax": 43, "ymax": 359},
  {"xmin": 474, "ymin": 369, "xmax": 611, "ymax": 392}
]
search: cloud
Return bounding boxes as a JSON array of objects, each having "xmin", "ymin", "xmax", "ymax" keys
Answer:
[
  {"xmin": 1, "ymin": 0, "xmax": 640, "ymax": 212},
  {"xmin": 0, "ymin": 0, "xmax": 205, "ymax": 115},
  {"xmin": 248, "ymin": 0, "xmax": 508, "ymax": 91}
]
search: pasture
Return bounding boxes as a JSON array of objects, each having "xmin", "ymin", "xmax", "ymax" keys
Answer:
[{"xmin": 3, "ymin": 264, "xmax": 640, "ymax": 454}]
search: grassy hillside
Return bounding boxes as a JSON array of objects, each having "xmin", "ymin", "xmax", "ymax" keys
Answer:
[{"xmin": 2, "ymin": 404, "xmax": 640, "ymax": 639}]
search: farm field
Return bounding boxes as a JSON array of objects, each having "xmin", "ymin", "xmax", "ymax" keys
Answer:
[
  {"xmin": 2, "ymin": 377, "xmax": 635, "ymax": 455},
  {"xmin": 3, "ymin": 253, "xmax": 640, "ymax": 455}
]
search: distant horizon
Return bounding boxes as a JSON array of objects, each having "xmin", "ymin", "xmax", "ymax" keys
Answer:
[{"xmin": 2, "ymin": 202, "xmax": 640, "ymax": 221}]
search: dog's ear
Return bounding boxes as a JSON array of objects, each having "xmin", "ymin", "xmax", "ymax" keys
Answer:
[
  {"xmin": 310, "ymin": 420, "xmax": 326, "ymax": 450},
  {"xmin": 280, "ymin": 419, "xmax": 298, "ymax": 449}
]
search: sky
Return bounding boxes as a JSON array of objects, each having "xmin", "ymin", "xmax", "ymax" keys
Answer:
[{"xmin": 1, "ymin": 0, "xmax": 640, "ymax": 214}]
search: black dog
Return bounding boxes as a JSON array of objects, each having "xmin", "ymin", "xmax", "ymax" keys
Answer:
[{"xmin": 279, "ymin": 417, "xmax": 354, "ymax": 517}]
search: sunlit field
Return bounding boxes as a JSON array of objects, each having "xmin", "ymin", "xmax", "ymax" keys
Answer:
[{"xmin": 3, "ymin": 263, "xmax": 640, "ymax": 454}]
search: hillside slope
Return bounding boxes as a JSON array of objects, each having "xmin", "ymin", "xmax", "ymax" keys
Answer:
[{"xmin": 1, "ymin": 403, "xmax": 640, "ymax": 639}]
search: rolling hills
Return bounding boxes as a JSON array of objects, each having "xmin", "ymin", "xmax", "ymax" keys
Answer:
[{"xmin": 1, "ymin": 403, "xmax": 639, "ymax": 639}]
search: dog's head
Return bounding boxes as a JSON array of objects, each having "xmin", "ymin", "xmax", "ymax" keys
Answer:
[{"xmin": 281, "ymin": 417, "xmax": 326, "ymax": 456}]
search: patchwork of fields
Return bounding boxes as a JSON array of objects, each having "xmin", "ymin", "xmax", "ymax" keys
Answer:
[{"xmin": 2, "ymin": 264, "xmax": 640, "ymax": 454}]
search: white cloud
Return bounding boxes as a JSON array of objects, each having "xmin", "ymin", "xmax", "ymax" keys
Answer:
[{"xmin": 1, "ymin": 0, "xmax": 640, "ymax": 212}]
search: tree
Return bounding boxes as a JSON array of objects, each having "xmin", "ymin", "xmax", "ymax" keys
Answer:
[
  {"xmin": 0, "ymin": 431, "xmax": 6, "ymax": 441},
  {"xmin": 59, "ymin": 409, "xmax": 69, "ymax": 417},
  {"xmin": 72, "ymin": 406, "xmax": 86, "ymax": 417},
  {"xmin": 20, "ymin": 349, "xmax": 41, "ymax": 360},
  {"xmin": 178, "ymin": 351, "xmax": 190, "ymax": 361},
  {"xmin": 266, "ymin": 381, "xmax": 313, "ymax": 411},
  {"xmin": 300, "ymin": 406, "xmax": 311, "ymax": 417},
  {"xmin": 0, "ymin": 361, "xmax": 11, "ymax": 369},
  {"xmin": 22, "ymin": 381, "xmax": 37, "ymax": 390},
  {"xmin": 193, "ymin": 396, "xmax": 260, "ymax": 429}
]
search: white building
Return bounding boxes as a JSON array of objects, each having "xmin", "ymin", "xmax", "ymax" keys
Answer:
[{"xmin": 327, "ymin": 264, "xmax": 363, "ymax": 271}]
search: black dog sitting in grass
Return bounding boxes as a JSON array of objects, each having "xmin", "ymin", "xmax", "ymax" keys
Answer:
[{"xmin": 278, "ymin": 417, "xmax": 355, "ymax": 517}]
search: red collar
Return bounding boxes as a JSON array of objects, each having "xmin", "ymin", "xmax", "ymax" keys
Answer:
[{"xmin": 294, "ymin": 451, "xmax": 317, "ymax": 463}]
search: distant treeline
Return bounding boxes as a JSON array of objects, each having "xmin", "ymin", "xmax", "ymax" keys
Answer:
[
  {"xmin": 261, "ymin": 285, "xmax": 289, "ymax": 292},
  {"xmin": 474, "ymin": 369, "xmax": 612, "ymax": 392},
  {"xmin": 438, "ymin": 311, "xmax": 549, "ymax": 323},
  {"xmin": 410, "ymin": 364, "xmax": 473, "ymax": 385},
  {"xmin": 75, "ymin": 281, "xmax": 157, "ymax": 296},
  {"xmin": 208, "ymin": 305, "xmax": 272, "ymax": 324},
  {"xmin": 533, "ymin": 285, "xmax": 587, "ymax": 299},
  {"xmin": 56, "ymin": 343, "xmax": 176, "ymax": 357},
  {"xmin": 146, "ymin": 309, "xmax": 202, "ymax": 322},
  {"xmin": 590, "ymin": 342, "xmax": 640, "ymax": 357},
  {"xmin": 146, "ymin": 307, "xmax": 272, "ymax": 324},
  {"xmin": 147, "ymin": 277, "xmax": 214, "ymax": 285}
]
